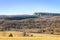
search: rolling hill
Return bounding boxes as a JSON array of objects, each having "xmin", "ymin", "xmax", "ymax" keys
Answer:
[{"xmin": 0, "ymin": 16, "xmax": 60, "ymax": 35}]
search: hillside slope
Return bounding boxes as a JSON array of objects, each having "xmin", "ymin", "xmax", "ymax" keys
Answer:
[{"xmin": 0, "ymin": 16, "xmax": 60, "ymax": 34}]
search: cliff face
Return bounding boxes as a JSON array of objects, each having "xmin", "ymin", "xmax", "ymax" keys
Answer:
[{"xmin": 0, "ymin": 16, "xmax": 60, "ymax": 34}]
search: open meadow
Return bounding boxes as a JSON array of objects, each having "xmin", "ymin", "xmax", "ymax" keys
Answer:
[
  {"xmin": 0, "ymin": 31, "xmax": 60, "ymax": 40},
  {"xmin": 0, "ymin": 35, "xmax": 60, "ymax": 40}
]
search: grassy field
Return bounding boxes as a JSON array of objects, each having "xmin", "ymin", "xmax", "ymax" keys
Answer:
[
  {"xmin": 0, "ymin": 31, "xmax": 60, "ymax": 40},
  {"xmin": 0, "ymin": 36, "xmax": 60, "ymax": 40},
  {"xmin": 0, "ymin": 34, "xmax": 60, "ymax": 40}
]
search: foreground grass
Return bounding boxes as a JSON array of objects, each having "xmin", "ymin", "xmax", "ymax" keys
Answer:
[
  {"xmin": 0, "ymin": 31, "xmax": 60, "ymax": 40},
  {"xmin": 0, "ymin": 36, "xmax": 60, "ymax": 40}
]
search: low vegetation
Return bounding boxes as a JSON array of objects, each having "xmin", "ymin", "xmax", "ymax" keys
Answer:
[{"xmin": 0, "ymin": 16, "xmax": 60, "ymax": 35}]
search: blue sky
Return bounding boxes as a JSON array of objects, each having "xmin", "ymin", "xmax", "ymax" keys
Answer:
[{"xmin": 0, "ymin": 0, "xmax": 60, "ymax": 15}]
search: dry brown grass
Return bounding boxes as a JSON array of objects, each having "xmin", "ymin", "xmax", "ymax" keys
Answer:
[
  {"xmin": 0, "ymin": 36, "xmax": 60, "ymax": 40},
  {"xmin": 0, "ymin": 31, "xmax": 60, "ymax": 40}
]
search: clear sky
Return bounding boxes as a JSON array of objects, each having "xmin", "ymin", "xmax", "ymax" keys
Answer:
[{"xmin": 0, "ymin": 0, "xmax": 60, "ymax": 15}]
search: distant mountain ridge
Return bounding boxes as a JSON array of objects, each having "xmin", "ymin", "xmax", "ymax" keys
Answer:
[
  {"xmin": 0, "ymin": 15, "xmax": 39, "ymax": 20},
  {"xmin": 34, "ymin": 12, "xmax": 60, "ymax": 17},
  {"xmin": 0, "ymin": 12, "xmax": 60, "ymax": 20}
]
